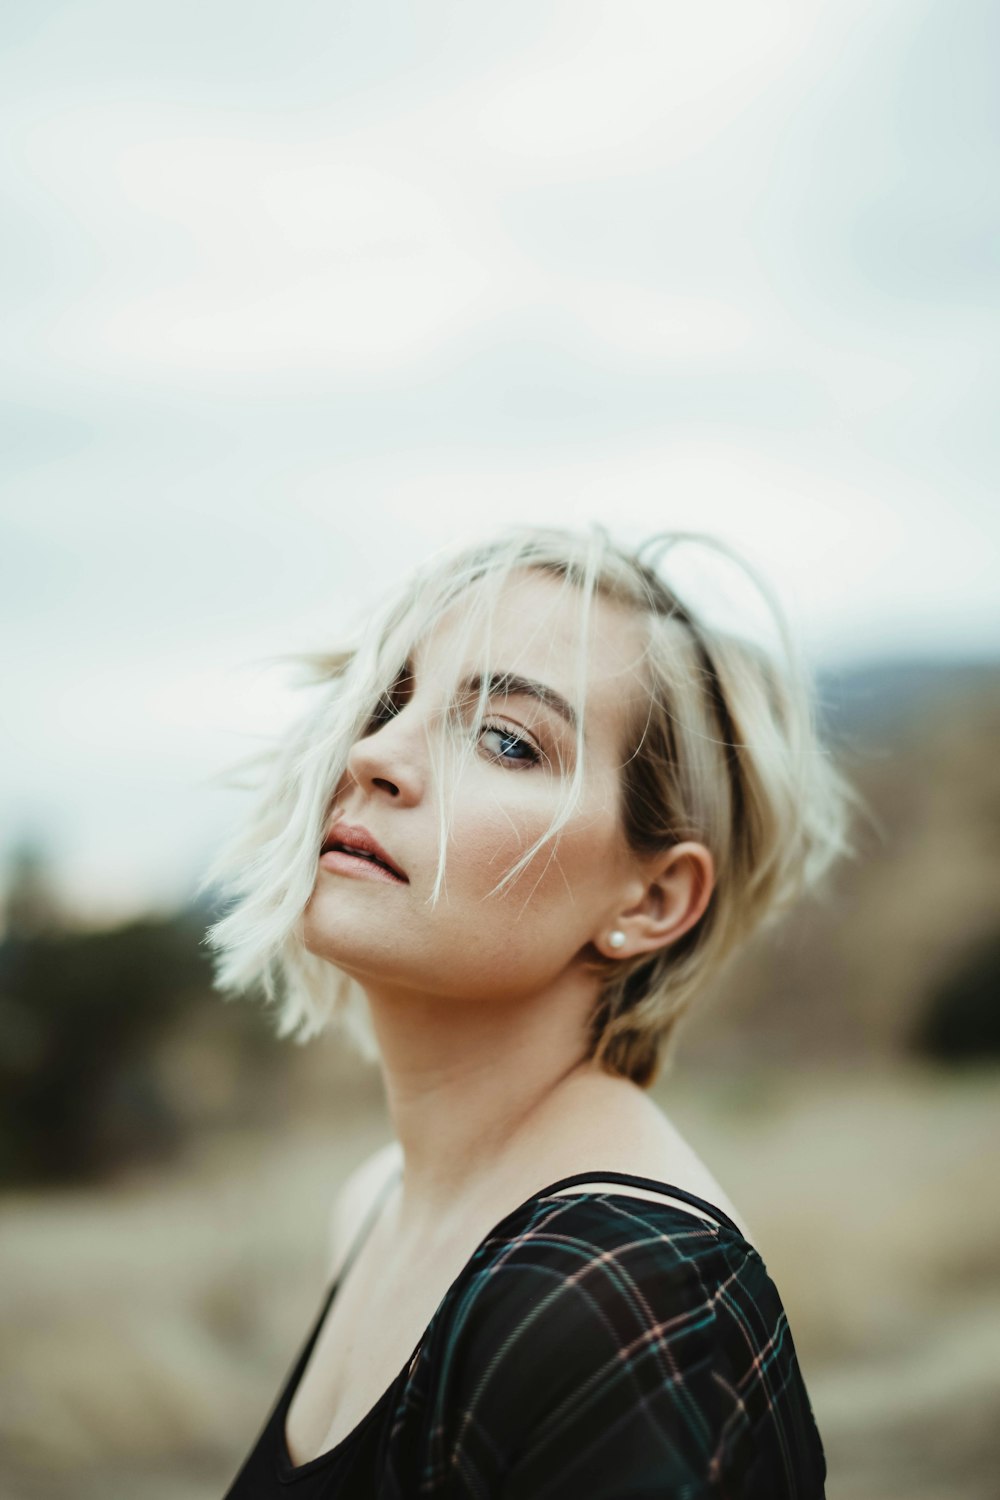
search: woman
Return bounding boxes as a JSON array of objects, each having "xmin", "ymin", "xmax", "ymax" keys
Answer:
[{"xmin": 203, "ymin": 524, "xmax": 857, "ymax": 1497}]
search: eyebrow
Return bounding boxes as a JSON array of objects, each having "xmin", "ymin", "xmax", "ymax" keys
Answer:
[{"xmin": 459, "ymin": 670, "xmax": 579, "ymax": 734}]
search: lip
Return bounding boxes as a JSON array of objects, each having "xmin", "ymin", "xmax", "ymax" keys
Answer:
[{"xmin": 319, "ymin": 821, "xmax": 408, "ymax": 883}]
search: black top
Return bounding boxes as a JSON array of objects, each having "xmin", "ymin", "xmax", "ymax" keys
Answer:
[{"xmin": 221, "ymin": 1168, "xmax": 827, "ymax": 1497}]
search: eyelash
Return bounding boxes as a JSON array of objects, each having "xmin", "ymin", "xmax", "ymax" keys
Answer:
[
  {"xmin": 363, "ymin": 698, "xmax": 544, "ymax": 769},
  {"xmin": 479, "ymin": 718, "xmax": 544, "ymax": 768}
]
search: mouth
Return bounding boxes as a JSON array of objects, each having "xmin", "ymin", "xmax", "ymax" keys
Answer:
[{"xmin": 319, "ymin": 826, "xmax": 409, "ymax": 883}]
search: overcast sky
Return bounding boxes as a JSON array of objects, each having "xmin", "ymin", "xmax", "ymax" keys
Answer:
[{"xmin": 1, "ymin": 0, "xmax": 997, "ymax": 925}]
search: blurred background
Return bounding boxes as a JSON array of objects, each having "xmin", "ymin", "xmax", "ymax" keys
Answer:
[{"xmin": 1, "ymin": 2, "xmax": 998, "ymax": 1496}]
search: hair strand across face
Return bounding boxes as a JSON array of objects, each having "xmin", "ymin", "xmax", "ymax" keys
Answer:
[{"xmin": 196, "ymin": 522, "xmax": 865, "ymax": 1087}]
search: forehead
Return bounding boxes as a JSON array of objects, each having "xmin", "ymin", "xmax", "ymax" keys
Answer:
[{"xmin": 414, "ymin": 569, "xmax": 648, "ymax": 755}]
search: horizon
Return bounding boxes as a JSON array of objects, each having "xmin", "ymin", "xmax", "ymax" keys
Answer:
[{"xmin": 3, "ymin": 648, "xmax": 996, "ymax": 934}]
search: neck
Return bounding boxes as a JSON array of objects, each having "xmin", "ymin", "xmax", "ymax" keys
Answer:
[{"xmin": 360, "ymin": 965, "xmax": 613, "ymax": 1238}]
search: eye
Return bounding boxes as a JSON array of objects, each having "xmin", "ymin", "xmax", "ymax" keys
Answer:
[{"xmin": 480, "ymin": 718, "xmax": 543, "ymax": 767}]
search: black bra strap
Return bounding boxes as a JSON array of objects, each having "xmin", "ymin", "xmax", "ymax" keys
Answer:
[{"xmin": 533, "ymin": 1170, "xmax": 742, "ymax": 1235}]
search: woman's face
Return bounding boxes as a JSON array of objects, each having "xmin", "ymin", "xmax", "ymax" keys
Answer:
[{"xmin": 302, "ymin": 569, "xmax": 650, "ymax": 1006}]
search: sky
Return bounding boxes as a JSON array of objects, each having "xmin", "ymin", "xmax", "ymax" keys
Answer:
[{"xmin": 1, "ymin": 0, "xmax": 998, "ymax": 926}]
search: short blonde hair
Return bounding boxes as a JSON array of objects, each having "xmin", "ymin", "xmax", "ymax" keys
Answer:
[{"xmin": 198, "ymin": 524, "xmax": 862, "ymax": 1087}]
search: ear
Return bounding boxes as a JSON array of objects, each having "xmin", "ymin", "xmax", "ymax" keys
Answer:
[{"xmin": 595, "ymin": 842, "xmax": 715, "ymax": 960}]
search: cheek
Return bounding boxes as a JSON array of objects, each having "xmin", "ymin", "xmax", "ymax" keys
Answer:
[
  {"xmin": 450, "ymin": 781, "xmax": 620, "ymax": 914},
  {"xmin": 448, "ymin": 779, "xmax": 556, "ymax": 887}
]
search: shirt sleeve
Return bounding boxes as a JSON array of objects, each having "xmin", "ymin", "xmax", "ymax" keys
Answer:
[{"xmin": 434, "ymin": 1222, "xmax": 746, "ymax": 1499}]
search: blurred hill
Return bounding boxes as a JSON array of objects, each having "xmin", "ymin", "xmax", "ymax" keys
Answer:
[
  {"xmin": 816, "ymin": 657, "xmax": 1000, "ymax": 739},
  {"xmin": 1, "ymin": 654, "xmax": 997, "ymax": 1182},
  {"xmin": 680, "ymin": 655, "xmax": 1000, "ymax": 1067}
]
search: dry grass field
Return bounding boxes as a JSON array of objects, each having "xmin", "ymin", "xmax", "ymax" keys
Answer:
[{"xmin": 2, "ymin": 1056, "xmax": 999, "ymax": 1499}]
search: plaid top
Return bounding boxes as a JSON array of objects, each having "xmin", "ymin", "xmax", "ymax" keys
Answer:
[{"xmin": 222, "ymin": 1169, "xmax": 827, "ymax": 1498}]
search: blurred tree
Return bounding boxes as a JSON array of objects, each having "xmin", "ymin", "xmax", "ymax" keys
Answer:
[
  {"xmin": 0, "ymin": 907, "xmax": 211, "ymax": 1183},
  {"xmin": 910, "ymin": 930, "xmax": 1000, "ymax": 1063},
  {"xmin": 1, "ymin": 834, "xmax": 62, "ymax": 939},
  {"xmin": 0, "ymin": 844, "xmax": 289, "ymax": 1184}
]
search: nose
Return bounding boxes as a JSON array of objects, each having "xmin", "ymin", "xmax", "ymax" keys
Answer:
[{"xmin": 341, "ymin": 707, "xmax": 425, "ymax": 806}]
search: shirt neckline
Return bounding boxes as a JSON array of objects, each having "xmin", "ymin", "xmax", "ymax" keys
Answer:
[{"xmin": 275, "ymin": 1167, "xmax": 746, "ymax": 1482}]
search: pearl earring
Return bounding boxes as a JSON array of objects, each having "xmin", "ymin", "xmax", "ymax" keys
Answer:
[{"xmin": 608, "ymin": 930, "xmax": 626, "ymax": 950}]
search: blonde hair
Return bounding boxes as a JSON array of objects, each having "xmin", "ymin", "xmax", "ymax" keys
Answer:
[{"xmin": 198, "ymin": 524, "xmax": 862, "ymax": 1087}]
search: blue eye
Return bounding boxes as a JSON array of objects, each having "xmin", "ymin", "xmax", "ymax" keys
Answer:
[{"xmin": 480, "ymin": 720, "xmax": 542, "ymax": 766}]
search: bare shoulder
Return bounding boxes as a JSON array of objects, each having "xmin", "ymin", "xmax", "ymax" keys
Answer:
[
  {"xmin": 326, "ymin": 1139, "xmax": 403, "ymax": 1282},
  {"xmin": 526, "ymin": 1071, "xmax": 757, "ymax": 1246}
]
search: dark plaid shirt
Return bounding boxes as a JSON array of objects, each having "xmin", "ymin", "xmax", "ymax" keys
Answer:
[{"xmin": 223, "ymin": 1170, "xmax": 827, "ymax": 1498}]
